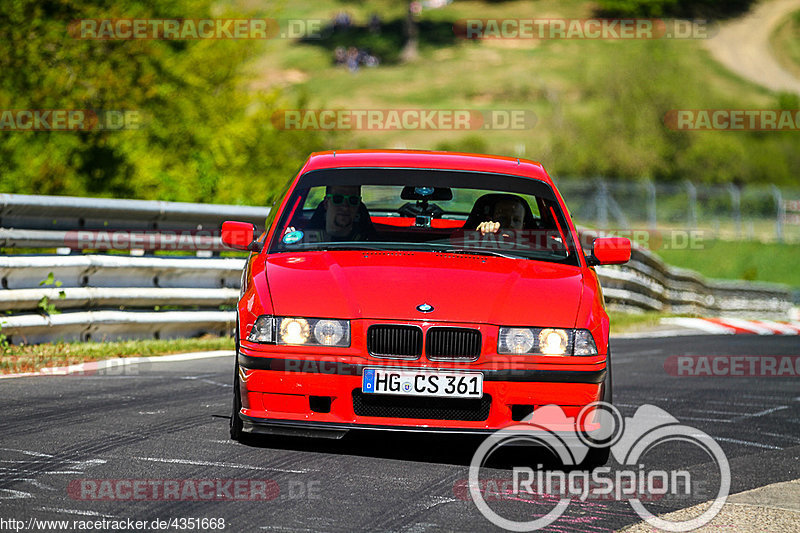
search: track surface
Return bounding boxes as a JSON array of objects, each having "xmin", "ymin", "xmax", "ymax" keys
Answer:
[{"xmin": 1, "ymin": 336, "xmax": 799, "ymax": 532}]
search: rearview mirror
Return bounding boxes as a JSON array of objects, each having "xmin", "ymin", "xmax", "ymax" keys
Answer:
[
  {"xmin": 400, "ymin": 186, "xmax": 453, "ymax": 201},
  {"xmin": 221, "ymin": 221, "xmax": 260, "ymax": 251},
  {"xmin": 587, "ymin": 237, "xmax": 631, "ymax": 266}
]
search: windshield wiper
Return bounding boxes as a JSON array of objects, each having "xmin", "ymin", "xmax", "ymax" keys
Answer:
[
  {"xmin": 443, "ymin": 248, "xmax": 521, "ymax": 260},
  {"xmin": 294, "ymin": 241, "xmax": 428, "ymax": 252}
]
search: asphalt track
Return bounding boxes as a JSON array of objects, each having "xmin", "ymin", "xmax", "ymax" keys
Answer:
[{"xmin": 1, "ymin": 335, "xmax": 798, "ymax": 532}]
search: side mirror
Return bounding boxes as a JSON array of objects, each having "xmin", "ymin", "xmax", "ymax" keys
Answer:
[
  {"xmin": 587, "ymin": 237, "xmax": 631, "ymax": 266},
  {"xmin": 221, "ymin": 221, "xmax": 260, "ymax": 251}
]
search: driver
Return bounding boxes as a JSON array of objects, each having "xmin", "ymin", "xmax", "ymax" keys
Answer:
[
  {"xmin": 476, "ymin": 195, "xmax": 526, "ymax": 235},
  {"xmin": 285, "ymin": 185, "xmax": 373, "ymax": 242},
  {"xmin": 323, "ymin": 185, "xmax": 363, "ymax": 239}
]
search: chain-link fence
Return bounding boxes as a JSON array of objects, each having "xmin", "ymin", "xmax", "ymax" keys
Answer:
[{"xmin": 554, "ymin": 178, "xmax": 800, "ymax": 243}]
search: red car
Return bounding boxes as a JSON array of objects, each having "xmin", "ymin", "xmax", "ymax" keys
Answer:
[{"xmin": 222, "ymin": 150, "xmax": 630, "ymax": 458}]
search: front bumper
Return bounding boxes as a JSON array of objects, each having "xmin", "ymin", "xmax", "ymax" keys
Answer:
[{"xmin": 237, "ymin": 351, "xmax": 607, "ymax": 435}]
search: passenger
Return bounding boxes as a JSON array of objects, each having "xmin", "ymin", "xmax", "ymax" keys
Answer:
[{"xmin": 475, "ymin": 195, "xmax": 527, "ymax": 235}]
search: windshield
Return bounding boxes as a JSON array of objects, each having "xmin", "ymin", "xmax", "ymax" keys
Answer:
[{"xmin": 268, "ymin": 168, "xmax": 578, "ymax": 265}]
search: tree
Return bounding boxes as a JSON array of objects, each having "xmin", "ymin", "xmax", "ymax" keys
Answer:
[{"xmin": 0, "ymin": 0, "xmax": 338, "ymax": 205}]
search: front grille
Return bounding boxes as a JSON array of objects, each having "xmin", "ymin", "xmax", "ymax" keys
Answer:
[
  {"xmin": 367, "ymin": 325, "xmax": 423, "ymax": 359},
  {"xmin": 353, "ymin": 390, "xmax": 491, "ymax": 421},
  {"xmin": 426, "ymin": 327, "xmax": 481, "ymax": 361}
]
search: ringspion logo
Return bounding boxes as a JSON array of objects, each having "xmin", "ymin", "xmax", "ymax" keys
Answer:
[{"xmin": 468, "ymin": 403, "xmax": 730, "ymax": 531}]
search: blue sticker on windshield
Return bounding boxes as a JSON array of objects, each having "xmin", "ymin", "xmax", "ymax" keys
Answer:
[{"xmin": 282, "ymin": 230, "xmax": 304, "ymax": 245}]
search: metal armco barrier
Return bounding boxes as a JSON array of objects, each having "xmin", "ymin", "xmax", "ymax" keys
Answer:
[
  {"xmin": 0, "ymin": 255, "xmax": 244, "ymax": 343},
  {"xmin": 0, "ymin": 193, "xmax": 267, "ymax": 231},
  {"xmin": 0, "ymin": 194, "xmax": 793, "ymax": 343},
  {"xmin": 596, "ymin": 248, "xmax": 791, "ymax": 318},
  {"xmin": 1, "ymin": 310, "xmax": 235, "ymax": 344}
]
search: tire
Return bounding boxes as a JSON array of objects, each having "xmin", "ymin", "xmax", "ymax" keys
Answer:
[
  {"xmin": 230, "ymin": 331, "xmax": 244, "ymax": 441},
  {"xmin": 580, "ymin": 444, "xmax": 610, "ymax": 469},
  {"xmin": 580, "ymin": 351, "xmax": 613, "ymax": 469},
  {"xmin": 602, "ymin": 348, "xmax": 613, "ymax": 404}
]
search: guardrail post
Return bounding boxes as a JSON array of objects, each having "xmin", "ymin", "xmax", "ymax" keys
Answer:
[
  {"xmin": 645, "ymin": 180, "xmax": 657, "ymax": 230},
  {"xmin": 595, "ymin": 178, "xmax": 608, "ymax": 228},
  {"xmin": 685, "ymin": 180, "xmax": 697, "ymax": 230},
  {"xmin": 772, "ymin": 185, "xmax": 784, "ymax": 243},
  {"xmin": 728, "ymin": 184, "xmax": 742, "ymax": 239}
]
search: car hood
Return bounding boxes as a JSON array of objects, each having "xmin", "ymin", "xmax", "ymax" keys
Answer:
[{"xmin": 265, "ymin": 251, "xmax": 583, "ymax": 327}]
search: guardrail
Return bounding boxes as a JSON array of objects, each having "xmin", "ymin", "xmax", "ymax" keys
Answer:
[
  {"xmin": 0, "ymin": 255, "xmax": 243, "ymax": 343},
  {"xmin": 0, "ymin": 193, "xmax": 267, "ymax": 231},
  {"xmin": 0, "ymin": 193, "xmax": 268, "ymax": 252},
  {"xmin": 0, "ymin": 194, "xmax": 792, "ymax": 343},
  {"xmin": 596, "ymin": 247, "xmax": 791, "ymax": 318}
]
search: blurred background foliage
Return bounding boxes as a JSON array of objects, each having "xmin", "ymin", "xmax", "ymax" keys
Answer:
[
  {"xmin": 0, "ymin": 0, "xmax": 339, "ymax": 206},
  {"xmin": 0, "ymin": 0, "xmax": 798, "ymax": 205},
  {"xmin": 595, "ymin": 0, "xmax": 756, "ymax": 19}
]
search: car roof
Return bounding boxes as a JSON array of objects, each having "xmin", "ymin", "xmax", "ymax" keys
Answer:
[{"xmin": 300, "ymin": 150, "xmax": 552, "ymax": 185}]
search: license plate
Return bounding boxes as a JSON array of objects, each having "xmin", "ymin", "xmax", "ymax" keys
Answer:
[{"xmin": 362, "ymin": 368, "xmax": 483, "ymax": 398}]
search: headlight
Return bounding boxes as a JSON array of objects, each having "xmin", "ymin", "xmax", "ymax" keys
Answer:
[
  {"xmin": 498, "ymin": 327, "xmax": 598, "ymax": 356},
  {"xmin": 313, "ymin": 319, "xmax": 346, "ymax": 346},
  {"xmin": 246, "ymin": 315, "xmax": 350, "ymax": 347},
  {"xmin": 280, "ymin": 318, "xmax": 311, "ymax": 344},
  {"xmin": 539, "ymin": 328, "xmax": 569, "ymax": 356},
  {"xmin": 501, "ymin": 328, "xmax": 536, "ymax": 354}
]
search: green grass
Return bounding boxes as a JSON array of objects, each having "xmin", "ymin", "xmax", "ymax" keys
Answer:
[
  {"xmin": 653, "ymin": 240, "xmax": 800, "ymax": 289},
  {"xmin": 608, "ymin": 311, "xmax": 672, "ymax": 334},
  {"xmin": 770, "ymin": 10, "xmax": 800, "ymax": 79},
  {"xmin": 234, "ymin": 0, "xmax": 800, "ymax": 185},
  {"xmin": 0, "ymin": 336, "xmax": 233, "ymax": 374}
]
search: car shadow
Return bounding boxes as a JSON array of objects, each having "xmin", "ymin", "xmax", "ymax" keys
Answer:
[{"xmin": 235, "ymin": 426, "xmax": 569, "ymax": 471}]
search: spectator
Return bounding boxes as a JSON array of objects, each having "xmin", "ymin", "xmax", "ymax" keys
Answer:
[
  {"xmin": 368, "ymin": 14, "xmax": 382, "ymax": 34},
  {"xmin": 334, "ymin": 46, "xmax": 346, "ymax": 65}
]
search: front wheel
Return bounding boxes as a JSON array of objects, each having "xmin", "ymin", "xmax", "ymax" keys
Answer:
[
  {"xmin": 230, "ymin": 332, "xmax": 244, "ymax": 441},
  {"xmin": 580, "ymin": 354, "xmax": 613, "ymax": 469},
  {"xmin": 579, "ymin": 444, "xmax": 610, "ymax": 470}
]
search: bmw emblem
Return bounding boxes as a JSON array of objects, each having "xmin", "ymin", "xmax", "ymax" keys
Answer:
[{"xmin": 416, "ymin": 303, "xmax": 434, "ymax": 313}]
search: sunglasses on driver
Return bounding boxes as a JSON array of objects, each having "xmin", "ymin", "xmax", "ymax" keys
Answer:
[{"xmin": 326, "ymin": 193, "xmax": 361, "ymax": 206}]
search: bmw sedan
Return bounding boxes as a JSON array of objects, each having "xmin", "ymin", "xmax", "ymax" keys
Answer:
[{"xmin": 221, "ymin": 150, "xmax": 630, "ymax": 458}]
